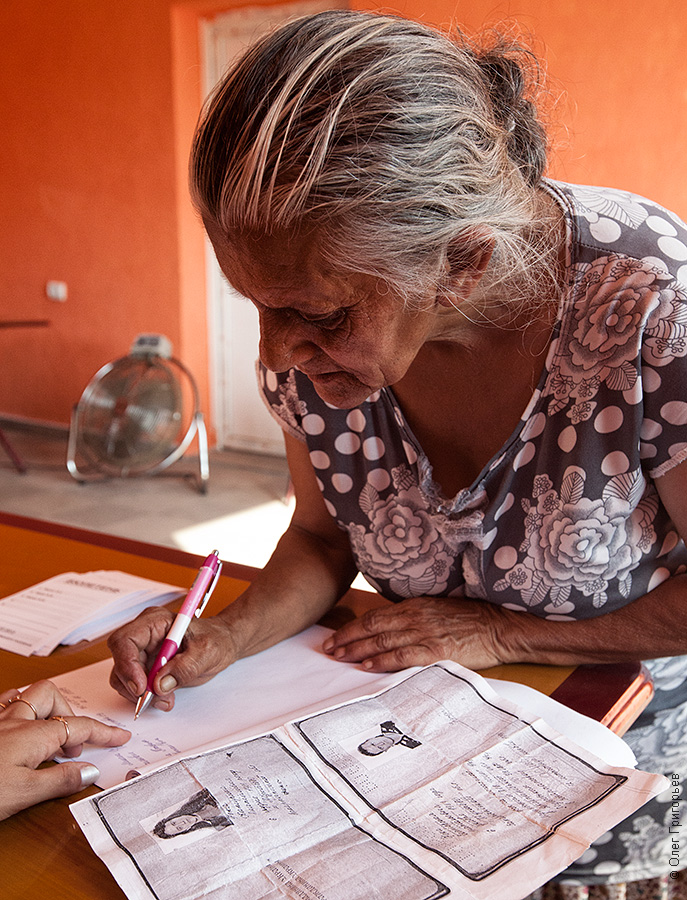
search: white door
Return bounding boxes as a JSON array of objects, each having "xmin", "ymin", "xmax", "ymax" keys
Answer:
[{"xmin": 202, "ymin": 1, "xmax": 346, "ymax": 455}]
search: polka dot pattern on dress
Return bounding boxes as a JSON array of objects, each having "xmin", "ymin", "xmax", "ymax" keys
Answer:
[
  {"xmin": 303, "ymin": 413, "xmax": 325, "ymax": 435},
  {"xmin": 257, "ymin": 181, "xmax": 687, "ymax": 890},
  {"xmin": 594, "ymin": 406, "xmax": 623, "ymax": 433},
  {"xmin": 331, "ymin": 473, "xmax": 353, "ymax": 493},
  {"xmin": 589, "ymin": 218, "xmax": 622, "ymax": 243},
  {"xmin": 346, "ymin": 409, "xmax": 366, "ymax": 432},
  {"xmin": 658, "ymin": 235, "xmax": 687, "ymax": 261},
  {"xmin": 334, "ymin": 432, "xmax": 360, "ymax": 455},
  {"xmin": 362, "ymin": 437, "xmax": 385, "ymax": 460}
]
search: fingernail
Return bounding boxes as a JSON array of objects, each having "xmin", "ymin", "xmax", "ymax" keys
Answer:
[
  {"xmin": 127, "ymin": 681, "xmax": 139, "ymax": 697},
  {"xmin": 323, "ymin": 638, "xmax": 333, "ymax": 652},
  {"xmin": 334, "ymin": 647, "xmax": 345, "ymax": 659},
  {"xmin": 78, "ymin": 764, "xmax": 101, "ymax": 788},
  {"xmin": 362, "ymin": 659, "xmax": 373, "ymax": 670},
  {"xmin": 159, "ymin": 675, "xmax": 177, "ymax": 693}
]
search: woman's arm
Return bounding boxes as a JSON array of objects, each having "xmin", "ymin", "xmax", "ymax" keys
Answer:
[
  {"xmin": 108, "ymin": 432, "xmax": 359, "ymax": 709},
  {"xmin": 323, "ymin": 461, "xmax": 687, "ymax": 671}
]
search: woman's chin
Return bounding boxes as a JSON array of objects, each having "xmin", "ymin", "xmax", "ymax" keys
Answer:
[{"xmin": 308, "ymin": 371, "xmax": 373, "ymax": 408}]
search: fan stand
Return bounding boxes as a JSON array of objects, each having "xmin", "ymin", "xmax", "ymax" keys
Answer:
[{"xmin": 67, "ymin": 354, "xmax": 210, "ymax": 495}]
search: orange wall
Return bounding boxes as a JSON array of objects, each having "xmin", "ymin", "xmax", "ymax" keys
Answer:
[
  {"xmin": 1, "ymin": 0, "xmax": 183, "ymax": 427},
  {"xmin": 2, "ymin": 0, "xmax": 686, "ymax": 433},
  {"xmin": 353, "ymin": 0, "xmax": 687, "ymax": 213}
]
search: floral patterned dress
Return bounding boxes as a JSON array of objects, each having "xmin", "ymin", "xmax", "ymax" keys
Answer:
[{"xmin": 258, "ymin": 179, "xmax": 687, "ymax": 885}]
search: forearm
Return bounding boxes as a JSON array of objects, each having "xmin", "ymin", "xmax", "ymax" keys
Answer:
[
  {"xmin": 497, "ymin": 574, "xmax": 687, "ymax": 666},
  {"xmin": 215, "ymin": 521, "xmax": 358, "ymax": 660}
]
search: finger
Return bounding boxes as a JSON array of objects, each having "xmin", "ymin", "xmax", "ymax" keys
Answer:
[
  {"xmin": 2, "ymin": 760, "xmax": 102, "ymax": 820},
  {"xmin": 324, "ymin": 606, "xmax": 411, "ymax": 658},
  {"xmin": 358, "ymin": 642, "xmax": 448, "ymax": 672},
  {"xmin": 151, "ymin": 690, "xmax": 176, "ymax": 712},
  {"xmin": 1, "ymin": 696, "xmax": 40, "ymax": 720},
  {"xmin": 0, "ymin": 688, "xmax": 21, "ymax": 708},
  {"xmin": 108, "ymin": 664, "xmax": 140, "ymax": 704},
  {"xmin": 16, "ymin": 680, "xmax": 75, "ymax": 720},
  {"xmin": 329, "ymin": 629, "xmax": 432, "ymax": 667},
  {"xmin": 50, "ymin": 714, "xmax": 132, "ymax": 760},
  {"xmin": 151, "ymin": 618, "xmax": 237, "ymax": 696},
  {"xmin": 0, "ymin": 716, "xmax": 131, "ymax": 773},
  {"xmin": 62, "ymin": 716, "xmax": 131, "ymax": 753},
  {"xmin": 108, "ymin": 608, "xmax": 175, "ymax": 700}
]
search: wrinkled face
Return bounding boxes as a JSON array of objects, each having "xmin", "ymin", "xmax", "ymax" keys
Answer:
[{"xmin": 205, "ymin": 223, "xmax": 439, "ymax": 409}]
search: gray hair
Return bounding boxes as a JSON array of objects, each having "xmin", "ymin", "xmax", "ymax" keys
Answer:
[{"xmin": 190, "ymin": 10, "xmax": 555, "ymax": 308}]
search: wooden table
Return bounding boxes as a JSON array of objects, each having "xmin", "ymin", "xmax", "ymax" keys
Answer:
[{"xmin": 0, "ymin": 512, "xmax": 654, "ymax": 900}]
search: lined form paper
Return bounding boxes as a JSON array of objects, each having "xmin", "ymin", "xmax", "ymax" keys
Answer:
[{"xmin": 0, "ymin": 571, "xmax": 184, "ymax": 656}]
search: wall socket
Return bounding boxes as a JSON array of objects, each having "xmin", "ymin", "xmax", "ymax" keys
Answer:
[{"xmin": 46, "ymin": 280, "xmax": 68, "ymax": 301}]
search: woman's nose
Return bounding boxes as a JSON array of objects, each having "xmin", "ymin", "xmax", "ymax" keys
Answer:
[{"xmin": 258, "ymin": 309, "xmax": 315, "ymax": 373}]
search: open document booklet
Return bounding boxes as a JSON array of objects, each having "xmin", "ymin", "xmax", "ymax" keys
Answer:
[{"xmin": 68, "ymin": 631, "xmax": 667, "ymax": 900}]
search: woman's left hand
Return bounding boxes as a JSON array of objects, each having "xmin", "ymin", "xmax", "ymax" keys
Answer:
[
  {"xmin": 0, "ymin": 680, "xmax": 131, "ymax": 821},
  {"xmin": 322, "ymin": 596, "xmax": 509, "ymax": 671}
]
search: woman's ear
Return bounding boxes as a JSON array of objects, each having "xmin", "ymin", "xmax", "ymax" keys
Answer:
[{"xmin": 440, "ymin": 229, "xmax": 495, "ymax": 305}]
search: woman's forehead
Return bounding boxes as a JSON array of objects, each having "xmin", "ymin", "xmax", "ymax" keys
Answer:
[{"xmin": 206, "ymin": 222, "xmax": 373, "ymax": 309}]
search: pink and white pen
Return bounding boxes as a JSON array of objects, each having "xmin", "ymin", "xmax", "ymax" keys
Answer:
[{"xmin": 134, "ymin": 550, "xmax": 222, "ymax": 719}]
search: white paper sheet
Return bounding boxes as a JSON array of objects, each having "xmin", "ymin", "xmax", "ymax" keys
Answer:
[
  {"xmin": 69, "ymin": 658, "xmax": 666, "ymax": 900},
  {"xmin": 51, "ymin": 625, "xmax": 636, "ymax": 789}
]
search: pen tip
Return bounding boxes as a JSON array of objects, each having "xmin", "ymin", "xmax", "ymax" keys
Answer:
[{"xmin": 134, "ymin": 691, "xmax": 153, "ymax": 719}]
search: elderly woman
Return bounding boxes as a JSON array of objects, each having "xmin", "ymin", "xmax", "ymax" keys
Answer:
[{"xmin": 108, "ymin": 10, "xmax": 687, "ymax": 897}]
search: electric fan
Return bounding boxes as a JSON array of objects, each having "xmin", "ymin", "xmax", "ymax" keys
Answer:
[{"xmin": 67, "ymin": 334, "xmax": 209, "ymax": 493}]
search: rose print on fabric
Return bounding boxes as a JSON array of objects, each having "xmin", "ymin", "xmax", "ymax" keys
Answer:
[
  {"xmin": 347, "ymin": 465, "xmax": 462, "ymax": 597},
  {"xmin": 624, "ymin": 696, "xmax": 687, "ymax": 771},
  {"xmin": 543, "ymin": 255, "xmax": 678, "ymax": 420},
  {"xmin": 269, "ymin": 369, "xmax": 307, "ymax": 436},
  {"xmin": 494, "ymin": 467, "xmax": 657, "ymax": 611},
  {"xmin": 643, "ymin": 286, "xmax": 687, "ymax": 367},
  {"xmin": 618, "ymin": 807, "xmax": 686, "ymax": 869}
]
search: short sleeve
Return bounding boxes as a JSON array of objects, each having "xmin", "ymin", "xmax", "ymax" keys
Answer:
[
  {"xmin": 641, "ymin": 279, "xmax": 687, "ymax": 477},
  {"xmin": 256, "ymin": 361, "xmax": 307, "ymax": 442},
  {"xmin": 550, "ymin": 180, "xmax": 687, "ymax": 481}
]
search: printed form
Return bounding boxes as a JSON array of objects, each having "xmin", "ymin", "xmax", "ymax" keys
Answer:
[{"xmin": 66, "ymin": 633, "xmax": 665, "ymax": 900}]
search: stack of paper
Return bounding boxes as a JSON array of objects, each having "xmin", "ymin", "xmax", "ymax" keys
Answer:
[{"xmin": 0, "ymin": 571, "xmax": 184, "ymax": 656}]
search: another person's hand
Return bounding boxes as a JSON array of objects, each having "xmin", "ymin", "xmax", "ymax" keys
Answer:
[
  {"xmin": 322, "ymin": 596, "xmax": 510, "ymax": 672},
  {"xmin": 0, "ymin": 680, "xmax": 131, "ymax": 821},
  {"xmin": 107, "ymin": 608, "xmax": 239, "ymax": 712}
]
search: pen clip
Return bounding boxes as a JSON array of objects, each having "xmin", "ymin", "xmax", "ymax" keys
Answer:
[{"xmin": 194, "ymin": 561, "xmax": 222, "ymax": 618}]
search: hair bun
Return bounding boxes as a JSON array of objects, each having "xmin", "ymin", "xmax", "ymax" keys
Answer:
[{"xmin": 474, "ymin": 44, "xmax": 547, "ymax": 186}]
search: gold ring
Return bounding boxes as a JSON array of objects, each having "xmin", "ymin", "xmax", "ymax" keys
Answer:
[
  {"xmin": 9, "ymin": 695, "xmax": 39, "ymax": 719},
  {"xmin": 50, "ymin": 715, "xmax": 70, "ymax": 746},
  {"xmin": 0, "ymin": 693, "xmax": 21, "ymax": 711}
]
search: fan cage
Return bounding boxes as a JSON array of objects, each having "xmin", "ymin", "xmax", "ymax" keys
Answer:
[{"xmin": 67, "ymin": 353, "xmax": 209, "ymax": 492}]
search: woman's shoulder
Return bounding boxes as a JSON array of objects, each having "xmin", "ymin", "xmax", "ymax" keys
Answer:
[{"xmin": 544, "ymin": 178, "xmax": 687, "ymax": 286}]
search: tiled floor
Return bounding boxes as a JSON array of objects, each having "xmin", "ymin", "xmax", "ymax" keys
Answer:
[{"xmin": 0, "ymin": 420, "xmax": 294, "ymax": 569}]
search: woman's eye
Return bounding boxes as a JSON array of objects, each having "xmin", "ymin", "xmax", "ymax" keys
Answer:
[{"xmin": 301, "ymin": 310, "xmax": 346, "ymax": 330}]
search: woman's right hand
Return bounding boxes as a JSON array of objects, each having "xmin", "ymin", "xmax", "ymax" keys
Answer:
[{"xmin": 107, "ymin": 608, "xmax": 239, "ymax": 712}]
